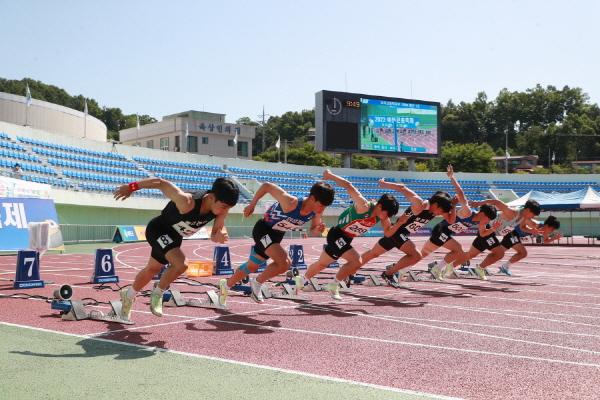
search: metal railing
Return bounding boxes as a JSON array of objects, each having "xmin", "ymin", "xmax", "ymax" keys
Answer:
[{"xmin": 60, "ymin": 224, "xmax": 116, "ymax": 243}]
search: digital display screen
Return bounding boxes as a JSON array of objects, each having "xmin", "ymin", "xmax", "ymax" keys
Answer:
[
  {"xmin": 315, "ymin": 90, "xmax": 440, "ymax": 157},
  {"xmin": 359, "ymin": 98, "xmax": 438, "ymax": 154}
]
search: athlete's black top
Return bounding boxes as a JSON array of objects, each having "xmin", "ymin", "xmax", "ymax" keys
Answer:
[{"xmin": 156, "ymin": 191, "xmax": 216, "ymax": 237}]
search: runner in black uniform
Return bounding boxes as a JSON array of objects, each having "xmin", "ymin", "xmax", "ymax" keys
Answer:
[
  {"xmin": 421, "ymin": 165, "xmax": 500, "ymax": 280},
  {"xmin": 495, "ymin": 215, "xmax": 561, "ymax": 276},
  {"xmin": 360, "ymin": 179, "xmax": 455, "ymax": 284},
  {"xmin": 451, "ymin": 199, "xmax": 542, "ymax": 280},
  {"xmin": 113, "ymin": 177, "xmax": 239, "ymax": 320}
]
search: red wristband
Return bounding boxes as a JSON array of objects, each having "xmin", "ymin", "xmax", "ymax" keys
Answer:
[{"xmin": 128, "ymin": 182, "xmax": 140, "ymax": 192}]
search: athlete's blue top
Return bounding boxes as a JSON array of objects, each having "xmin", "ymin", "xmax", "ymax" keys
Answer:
[
  {"xmin": 263, "ymin": 197, "xmax": 315, "ymax": 232},
  {"xmin": 439, "ymin": 211, "xmax": 476, "ymax": 234},
  {"xmin": 513, "ymin": 221, "xmax": 542, "ymax": 238}
]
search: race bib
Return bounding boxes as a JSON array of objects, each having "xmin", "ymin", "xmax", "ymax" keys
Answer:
[
  {"xmin": 405, "ymin": 221, "xmax": 425, "ymax": 233},
  {"xmin": 172, "ymin": 221, "xmax": 200, "ymax": 237},
  {"xmin": 343, "ymin": 220, "xmax": 374, "ymax": 237},
  {"xmin": 448, "ymin": 222, "xmax": 469, "ymax": 233},
  {"xmin": 272, "ymin": 219, "xmax": 305, "ymax": 232}
]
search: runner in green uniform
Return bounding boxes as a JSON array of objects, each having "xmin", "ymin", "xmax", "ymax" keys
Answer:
[{"xmin": 303, "ymin": 170, "xmax": 399, "ymax": 300}]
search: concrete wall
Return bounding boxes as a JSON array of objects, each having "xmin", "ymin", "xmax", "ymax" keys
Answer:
[{"xmin": 0, "ymin": 92, "xmax": 106, "ymax": 142}]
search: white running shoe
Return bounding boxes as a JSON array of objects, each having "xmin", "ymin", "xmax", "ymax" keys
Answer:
[
  {"xmin": 218, "ymin": 278, "xmax": 228, "ymax": 306},
  {"xmin": 442, "ymin": 263, "xmax": 455, "ymax": 278},
  {"xmin": 430, "ymin": 262, "xmax": 444, "ymax": 280},
  {"xmin": 474, "ymin": 266, "xmax": 488, "ymax": 280},
  {"xmin": 326, "ymin": 282, "xmax": 342, "ymax": 301},
  {"xmin": 119, "ymin": 287, "xmax": 135, "ymax": 321},
  {"xmin": 250, "ymin": 278, "xmax": 264, "ymax": 303}
]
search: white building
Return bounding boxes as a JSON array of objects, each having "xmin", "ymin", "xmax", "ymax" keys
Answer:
[{"xmin": 119, "ymin": 110, "xmax": 255, "ymax": 159}]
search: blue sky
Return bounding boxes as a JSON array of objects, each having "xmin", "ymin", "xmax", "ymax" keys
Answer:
[{"xmin": 1, "ymin": 0, "xmax": 598, "ymax": 122}]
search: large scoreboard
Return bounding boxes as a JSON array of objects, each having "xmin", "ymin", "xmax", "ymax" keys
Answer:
[{"xmin": 315, "ymin": 90, "xmax": 441, "ymax": 158}]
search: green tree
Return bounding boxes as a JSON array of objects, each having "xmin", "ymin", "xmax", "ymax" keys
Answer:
[{"xmin": 439, "ymin": 142, "xmax": 496, "ymax": 172}]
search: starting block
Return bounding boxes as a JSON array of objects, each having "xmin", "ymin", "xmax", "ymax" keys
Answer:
[
  {"xmin": 163, "ymin": 288, "xmax": 225, "ymax": 310},
  {"xmin": 261, "ymin": 283, "xmax": 306, "ymax": 301},
  {"xmin": 405, "ymin": 269, "xmax": 438, "ymax": 282},
  {"xmin": 14, "ymin": 250, "xmax": 44, "ymax": 289},
  {"xmin": 288, "ymin": 244, "xmax": 307, "ymax": 270},
  {"xmin": 57, "ymin": 299, "xmax": 133, "ymax": 325},
  {"xmin": 91, "ymin": 249, "xmax": 119, "ymax": 284},
  {"xmin": 300, "ymin": 277, "xmax": 352, "ymax": 293}
]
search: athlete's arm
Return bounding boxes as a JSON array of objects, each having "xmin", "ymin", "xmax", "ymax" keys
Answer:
[
  {"xmin": 323, "ymin": 169, "xmax": 369, "ymax": 213},
  {"xmin": 379, "ymin": 179, "xmax": 425, "ymax": 213},
  {"xmin": 210, "ymin": 213, "xmax": 229, "ymax": 243},
  {"xmin": 519, "ymin": 219, "xmax": 544, "ymax": 235},
  {"xmin": 543, "ymin": 232, "xmax": 561, "ymax": 244},
  {"xmin": 470, "ymin": 199, "xmax": 517, "ymax": 220},
  {"xmin": 385, "ymin": 210, "xmax": 410, "ymax": 237},
  {"xmin": 478, "ymin": 219, "xmax": 502, "ymax": 237},
  {"xmin": 308, "ymin": 213, "xmax": 326, "ymax": 237},
  {"xmin": 243, "ymin": 182, "xmax": 297, "ymax": 217},
  {"xmin": 380, "ymin": 215, "xmax": 395, "ymax": 237},
  {"xmin": 114, "ymin": 178, "xmax": 193, "ymax": 213},
  {"xmin": 447, "ymin": 164, "xmax": 471, "ymax": 216}
]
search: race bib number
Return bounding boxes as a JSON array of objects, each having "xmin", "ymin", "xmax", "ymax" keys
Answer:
[
  {"xmin": 448, "ymin": 222, "xmax": 468, "ymax": 233},
  {"xmin": 486, "ymin": 237, "xmax": 496, "ymax": 247},
  {"xmin": 260, "ymin": 234, "xmax": 272, "ymax": 248},
  {"xmin": 157, "ymin": 234, "xmax": 174, "ymax": 249},
  {"xmin": 335, "ymin": 237, "xmax": 347, "ymax": 249},
  {"xmin": 172, "ymin": 221, "xmax": 200, "ymax": 237},
  {"xmin": 510, "ymin": 235, "xmax": 520, "ymax": 244},
  {"xmin": 343, "ymin": 221, "xmax": 373, "ymax": 237},
  {"xmin": 272, "ymin": 219, "xmax": 304, "ymax": 232},
  {"xmin": 405, "ymin": 221, "xmax": 425, "ymax": 233},
  {"xmin": 439, "ymin": 232, "xmax": 448, "ymax": 242}
]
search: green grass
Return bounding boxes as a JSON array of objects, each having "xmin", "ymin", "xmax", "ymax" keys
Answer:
[{"xmin": 0, "ymin": 323, "xmax": 451, "ymax": 400}]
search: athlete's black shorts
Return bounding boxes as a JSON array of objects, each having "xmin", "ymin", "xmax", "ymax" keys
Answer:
[
  {"xmin": 324, "ymin": 226, "xmax": 354, "ymax": 260},
  {"xmin": 252, "ymin": 219, "xmax": 286, "ymax": 259},
  {"xmin": 501, "ymin": 231, "xmax": 522, "ymax": 249},
  {"xmin": 472, "ymin": 233, "xmax": 500, "ymax": 252},
  {"xmin": 378, "ymin": 228, "xmax": 411, "ymax": 251},
  {"xmin": 145, "ymin": 217, "xmax": 183, "ymax": 265},
  {"xmin": 429, "ymin": 223, "xmax": 453, "ymax": 247}
]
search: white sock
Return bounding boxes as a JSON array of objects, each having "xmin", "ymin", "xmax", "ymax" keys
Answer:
[{"xmin": 126, "ymin": 286, "xmax": 137, "ymax": 299}]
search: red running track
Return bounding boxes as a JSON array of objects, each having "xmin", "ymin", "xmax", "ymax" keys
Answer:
[{"xmin": 1, "ymin": 236, "xmax": 600, "ymax": 399}]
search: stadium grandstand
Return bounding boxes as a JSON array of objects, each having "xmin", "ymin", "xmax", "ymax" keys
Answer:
[{"xmin": 1, "ymin": 112, "xmax": 600, "ymax": 242}]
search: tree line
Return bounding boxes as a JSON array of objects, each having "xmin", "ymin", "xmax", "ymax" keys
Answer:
[{"xmin": 3, "ymin": 78, "xmax": 599, "ymax": 173}]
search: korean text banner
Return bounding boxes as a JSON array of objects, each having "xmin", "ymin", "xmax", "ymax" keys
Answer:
[{"xmin": 0, "ymin": 197, "xmax": 60, "ymax": 251}]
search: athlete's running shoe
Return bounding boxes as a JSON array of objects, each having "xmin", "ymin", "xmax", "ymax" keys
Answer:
[
  {"xmin": 218, "ymin": 278, "xmax": 228, "ymax": 306},
  {"xmin": 326, "ymin": 282, "xmax": 342, "ymax": 301},
  {"xmin": 150, "ymin": 288, "xmax": 164, "ymax": 317},
  {"xmin": 381, "ymin": 271, "xmax": 396, "ymax": 285},
  {"xmin": 119, "ymin": 287, "xmax": 135, "ymax": 321},
  {"xmin": 250, "ymin": 278, "xmax": 264, "ymax": 303},
  {"xmin": 498, "ymin": 264, "xmax": 512, "ymax": 276},
  {"xmin": 430, "ymin": 262, "xmax": 444, "ymax": 280},
  {"xmin": 442, "ymin": 263, "xmax": 455, "ymax": 278},
  {"xmin": 474, "ymin": 266, "xmax": 488, "ymax": 281}
]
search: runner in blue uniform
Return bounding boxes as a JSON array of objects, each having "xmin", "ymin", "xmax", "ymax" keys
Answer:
[{"xmin": 220, "ymin": 176, "xmax": 334, "ymax": 303}]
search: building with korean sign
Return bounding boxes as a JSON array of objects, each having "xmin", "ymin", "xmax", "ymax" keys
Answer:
[{"xmin": 119, "ymin": 110, "xmax": 256, "ymax": 159}]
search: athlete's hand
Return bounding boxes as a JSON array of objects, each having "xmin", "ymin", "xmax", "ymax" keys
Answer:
[
  {"xmin": 323, "ymin": 169, "xmax": 334, "ymax": 181},
  {"xmin": 310, "ymin": 223, "xmax": 326, "ymax": 236},
  {"xmin": 243, "ymin": 203, "xmax": 256, "ymax": 218},
  {"xmin": 113, "ymin": 184, "xmax": 133, "ymax": 201},
  {"xmin": 211, "ymin": 230, "xmax": 229, "ymax": 244},
  {"xmin": 491, "ymin": 219, "xmax": 502, "ymax": 230},
  {"xmin": 378, "ymin": 178, "xmax": 392, "ymax": 188},
  {"xmin": 446, "ymin": 164, "xmax": 454, "ymax": 178}
]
